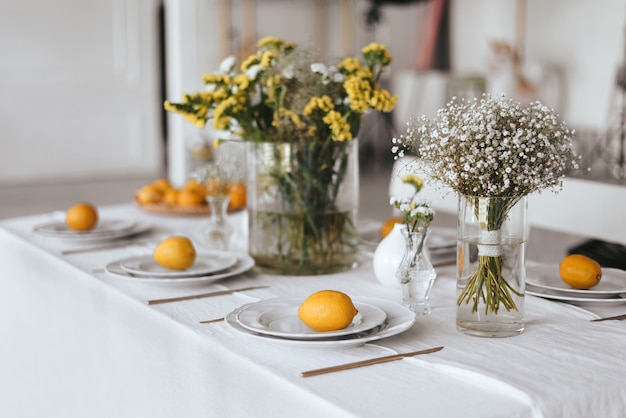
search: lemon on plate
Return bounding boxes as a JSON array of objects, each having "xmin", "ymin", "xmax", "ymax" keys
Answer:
[
  {"xmin": 153, "ymin": 236, "xmax": 197, "ymax": 270},
  {"xmin": 297, "ymin": 290, "xmax": 358, "ymax": 332},
  {"xmin": 559, "ymin": 253, "xmax": 602, "ymax": 290},
  {"xmin": 65, "ymin": 202, "xmax": 99, "ymax": 231}
]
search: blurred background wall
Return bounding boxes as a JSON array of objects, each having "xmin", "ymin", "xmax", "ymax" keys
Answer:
[{"xmin": 1, "ymin": 0, "xmax": 625, "ymax": 186}]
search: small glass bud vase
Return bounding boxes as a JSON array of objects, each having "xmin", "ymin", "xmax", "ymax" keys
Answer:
[
  {"xmin": 203, "ymin": 194, "xmax": 233, "ymax": 250},
  {"xmin": 396, "ymin": 226, "xmax": 437, "ymax": 315}
]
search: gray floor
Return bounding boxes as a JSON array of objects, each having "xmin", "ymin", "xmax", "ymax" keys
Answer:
[{"xmin": 0, "ymin": 165, "xmax": 586, "ymax": 264}]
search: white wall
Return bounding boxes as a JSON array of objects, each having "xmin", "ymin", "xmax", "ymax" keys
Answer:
[{"xmin": 451, "ymin": 0, "xmax": 626, "ymax": 131}]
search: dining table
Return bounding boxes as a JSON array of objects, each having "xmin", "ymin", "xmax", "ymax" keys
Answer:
[{"xmin": 1, "ymin": 203, "xmax": 626, "ymax": 418}]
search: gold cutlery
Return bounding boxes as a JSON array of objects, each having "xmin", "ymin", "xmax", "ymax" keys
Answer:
[
  {"xmin": 146, "ymin": 285, "xmax": 269, "ymax": 305},
  {"xmin": 199, "ymin": 318, "xmax": 225, "ymax": 324},
  {"xmin": 590, "ymin": 313, "xmax": 626, "ymax": 322},
  {"xmin": 61, "ymin": 239, "xmax": 149, "ymax": 255},
  {"xmin": 300, "ymin": 346, "xmax": 444, "ymax": 377}
]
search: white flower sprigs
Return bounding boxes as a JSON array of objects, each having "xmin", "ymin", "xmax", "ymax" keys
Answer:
[{"xmin": 392, "ymin": 94, "xmax": 580, "ymax": 198}]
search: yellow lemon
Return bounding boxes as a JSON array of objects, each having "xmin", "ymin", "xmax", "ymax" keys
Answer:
[
  {"xmin": 297, "ymin": 290, "xmax": 358, "ymax": 332},
  {"xmin": 380, "ymin": 217, "xmax": 403, "ymax": 238},
  {"xmin": 66, "ymin": 202, "xmax": 99, "ymax": 231},
  {"xmin": 226, "ymin": 182, "xmax": 247, "ymax": 211},
  {"xmin": 163, "ymin": 188, "xmax": 180, "ymax": 205},
  {"xmin": 136, "ymin": 184, "xmax": 162, "ymax": 204},
  {"xmin": 559, "ymin": 254, "xmax": 602, "ymax": 290},
  {"xmin": 153, "ymin": 178, "xmax": 173, "ymax": 193},
  {"xmin": 177, "ymin": 188, "xmax": 205, "ymax": 207},
  {"xmin": 153, "ymin": 236, "xmax": 196, "ymax": 270}
]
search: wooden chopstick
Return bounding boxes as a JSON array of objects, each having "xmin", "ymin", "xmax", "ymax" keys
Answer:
[
  {"xmin": 146, "ymin": 285, "xmax": 269, "ymax": 305},
  {"xmin": 300, "ymin": 346, "xmax": 444, "ymax": 377}
]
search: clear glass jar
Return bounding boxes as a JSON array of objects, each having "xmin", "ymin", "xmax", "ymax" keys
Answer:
[
  {"xmin": 456, "ymin": 195, "xmax": 528, "ymax": 337},
  {"xmin": 246, "ymin": 140, "xmax": 359, "ymax": 275}
]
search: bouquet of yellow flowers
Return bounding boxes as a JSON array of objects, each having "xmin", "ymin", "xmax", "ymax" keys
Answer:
[
  {"xmin": 164, "ymin": 36, "xmax": 397, "ymax": 144},
  {"xmin": 165, "ymin": 36, "xmax": 397, "ymax": 274}
]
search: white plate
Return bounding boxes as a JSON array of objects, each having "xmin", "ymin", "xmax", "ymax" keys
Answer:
[
  {"xmin": 225, "ymin": 297, "xmax": 416, "ymax": 348},
  {"xmin": 526, "ymin": 263, "xmax": 626, "ymax": 299},
  {"xmin": 119, "ymin": 252, "xmax": 238, "ymax": 278},
  {"xmin": 235, "ymin": 298, "xmax": 387, "ymax": 340},
  {"xmin": 526, "ymin": 288, "xmax": 626, "ymax": 306},
  {"xmin": 33, "ymin": 219, "xmax": 149, "ymax": 243},
  {"xmin": 105, "ymin": 252, "xmax": 255, "ymax": 284}
]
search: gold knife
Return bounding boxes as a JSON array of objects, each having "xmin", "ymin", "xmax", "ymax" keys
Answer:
[
  {"xmin": 300, "ymin": 346, "xmax": 444, "ymax": 377},
  {"xmin": 146, "ymin": 285, "xmax": 269, "ymax": 305},
  {"xmin": 590, "ymin": 313, "xmax": 626, "ymax": 322}
]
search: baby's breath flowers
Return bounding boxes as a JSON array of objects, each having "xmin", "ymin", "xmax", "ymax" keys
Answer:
[
  {"xmin": 164, "ymin": 36, "xmax": 397, "ymax": 144},
  {"xmin": 393, "ymin": 94, "xmax": 579, "ymax": 315},
  {"xmin": 392, "ymin": 94, "xmax": 579, "ymax": 197}
]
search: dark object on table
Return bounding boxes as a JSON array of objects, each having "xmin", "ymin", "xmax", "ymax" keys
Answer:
[{"xmin": 567, "ymin": 239, "xmax": 626, "ymax": 271}]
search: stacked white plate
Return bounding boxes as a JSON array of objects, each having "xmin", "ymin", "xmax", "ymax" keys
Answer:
[
  {"xmin": 105, "ymin": 250, "xmax": 255, "ymax": 285},
  {"xmin": 33, "ymin": 219, "xmax": 151, "ymax": 242},
  {"xmin": 526, "ymin": 263, "xmax": 626, "ymax": 306},
  {"xmin": 225, "ymin": 296, "xmax": 416, "ymax": 348}
]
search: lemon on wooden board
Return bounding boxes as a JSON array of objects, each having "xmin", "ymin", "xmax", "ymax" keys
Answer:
[
  {"xmin": 153, "ymin": 236, "xmax": 197, "ymax": 270},
  {"xmin": 559, "ymin": 254, "xmax": 602, "ymax": 290},
  {"xmin": 65, "ymin": 202, "xmax": 99, "ymax": 231},
  {"xmin": 297, "ymin": 290, "xmax": 358, "ymax": 332}
]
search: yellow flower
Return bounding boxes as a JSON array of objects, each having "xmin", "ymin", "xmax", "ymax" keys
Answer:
[
  {"xmin": 338, "ymin": 57, "xmax": 362, "ymax": 74},
  {"xmin": 241, "ymin": 53, "xmax": 260, "ymax": 72},
  {"xmin": 260, "ymin": 51, "xmax": 277, "ymax": 68},
  {"xmin": 401, "ymin": 175, "xmax": 424, "ymax": 193},
  {"xmin": 344, "ymin": 77, "xmax": 371, "ymax": 113},
  {"xmin": 303, "ymin": 95, "xmax": 334, "ymax": 115},
  {"xmin": 257, "ymin": 36, "xmax": 296, "ymax": 51},
  {"xmin": 233, "ymin": 74, "xmax": 252, "ymax": 91},
  {"xmin": 362, "ymin": 42, "xmax": 393, "ymax": 66},
  {"xmin": 323, "ymin": 111, "xmax": 352, "ymax": 142},
  {"xmin": 201, "ymin": 73, "xmax": 231, "ymax": 85},
  {"xmin": 370, "ymin": 88, "xmax": 398, "ymax": 112}
]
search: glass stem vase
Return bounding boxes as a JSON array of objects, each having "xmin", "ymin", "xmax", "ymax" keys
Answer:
[
  {"xmin": 456, "ymin": 195, "xmax": 528, "ymax": 337},
  {"xmin": 396, "ymin": 225, "xmax": 437, "ymax": 315},
  {"xmin": 246, "ymin": 139, "xmax": 359, "ymax": 275},
  {"xmin": 203, "ymin": 194, "xmax": 233, "ymax": 250}
]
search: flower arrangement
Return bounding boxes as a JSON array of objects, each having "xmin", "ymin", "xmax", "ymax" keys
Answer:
[
  {"xmin": 164, "ymin": 36, "xmax": 397, "ymax": 144},
  {"xmin": 392, "ymin": 94, "xmax": 579, "ymax": 314},
  {"xmin": 165, "ymin": 36, "xmax": 397, "ymax": 274},
  {"xmin": 390, "ymin": 174, "xmax": 435, "ymax": 254}
]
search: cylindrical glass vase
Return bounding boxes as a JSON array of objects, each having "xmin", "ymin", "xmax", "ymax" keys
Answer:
[
  {"xmin": 246, "ymin": 139, "xmax": 359, "ymax": 275},
  {"xmin": 456, "ymin": 195, "xmax": 528, "ymax": 337}
]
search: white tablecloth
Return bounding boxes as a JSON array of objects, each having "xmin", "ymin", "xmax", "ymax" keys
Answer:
[{"xmin": 2, "ymin": 205, "xmax": 626, "ymax": 418}]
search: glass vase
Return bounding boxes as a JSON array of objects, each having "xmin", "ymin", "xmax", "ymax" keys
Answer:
[
  {"xmin": 246, "ymin": 139, "xmax": 359, "ymax": 275},
  {"xmin": 203, "ymin": 193, "xmax": 233, "ymax": 250},
  {"xmin": 396, "ymin": 226, "xmax": 437, "ymax": 315},
  {"xmin": 456, "ymin": 195, "xmax": 528, "ymax": 337}
]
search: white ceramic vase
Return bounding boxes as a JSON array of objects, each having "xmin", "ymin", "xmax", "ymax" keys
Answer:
[{"xmin": 372, "ymin": 223, "xmax": 406, "ymax": 288}]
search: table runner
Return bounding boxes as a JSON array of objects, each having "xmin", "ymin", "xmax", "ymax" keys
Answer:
[{"xmin": 2, "ymin": 204, "xmax": 626, "ymax": 417}]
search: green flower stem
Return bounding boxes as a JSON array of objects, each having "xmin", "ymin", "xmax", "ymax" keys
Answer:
[{"xmin": 456, "ymin": 195, "xmax": 525, "ymax": 315}]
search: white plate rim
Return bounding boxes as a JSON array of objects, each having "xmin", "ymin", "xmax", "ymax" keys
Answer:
[
  {"xmin": 235, "ymin": 298, "xmax": 387, "ymax": 340},
  {"xmin": 526, "ymin": 289, "xmax": 626, "ymax": 305},
  {"xmin": 34, "ymin": 219, "xmax": 151, "ymax": 243},
  {"xmin": 526, "ymin": 263, "xmax": 626, "ymax": 299},
  {"xmin": 105, "ymin": 252, "xmax": 255, "ymax": 284},
  {"xmin": 224, "ymin": 296, "xmax": 416, "ymax": 348},
  {"xmin": 33, "ymin": 219, "xmax": 136, "ymax": 237},
  {"xmin": 119, "ymin": 252, "xmax": 238, "ymax": 278}
]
